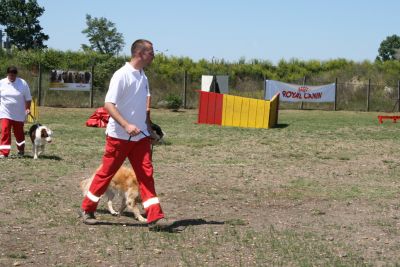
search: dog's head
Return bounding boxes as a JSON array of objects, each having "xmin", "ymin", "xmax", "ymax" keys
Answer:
[
  {"xmin": 39, "ymin": 126, "xmax": 53, "ymax": 143},
  {"xmin": 150, "ymin": 122, "xmax": 165, "ymax": 144}
]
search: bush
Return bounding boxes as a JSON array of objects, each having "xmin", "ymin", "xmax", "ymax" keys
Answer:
[{"xmin": 165, "ymin": 94, "xmax": 182, "ymax": 111}]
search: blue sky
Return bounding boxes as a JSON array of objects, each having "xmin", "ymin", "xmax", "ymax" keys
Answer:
[{"xmin": 34, "ymin": 0, "xmax": 399, "ymax": 64}]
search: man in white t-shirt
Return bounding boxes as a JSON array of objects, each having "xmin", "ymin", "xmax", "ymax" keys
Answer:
[
  {"xmin": 81, "ymin": 39, "xmax": 172, "ymax": 231},
  {"xmin": 0, "ymin": 66, "xmax": 32, "ymax": 158}
]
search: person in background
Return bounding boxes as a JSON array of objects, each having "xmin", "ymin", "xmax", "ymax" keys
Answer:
[{"xmin": 0, "ymin": 66, "xmax": 32, "ymax": 158}]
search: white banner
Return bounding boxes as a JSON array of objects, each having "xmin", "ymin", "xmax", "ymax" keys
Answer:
[
  {"xmin": 265, "ymin": 80, "xmax": 335, "ymax": 103},
  {"xmin": 49, "ymin": 70, "xmax": 92, "ymax": 91}
]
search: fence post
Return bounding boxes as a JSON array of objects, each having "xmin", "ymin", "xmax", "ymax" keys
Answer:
[
  {"xmin": 90, "ymin": 64, "xmax": 94, "ymax": 108},
  {"xmin": 367, "ymin": 78, "xmax": 371, "ymax": 112},
  {"xmin": 263, "ymin": 75, "xmax": 266, "ymax": 100},
  {"xmin": 397, "ymin": 80, "xmax": 400, "ymax": 112},
  {"xmin": 300, "ymin": 76, "xmax": 306, "ymax": 110},
  {"xmin": 37, "ymin": 62, "xmax": 42, "ymax": 106},
  {"xmin": 183, "ymin": 70, "xmax": 187, "ymax": 109},
  {"xmin": 334, "ymin": 77, "xmax": 338, "ymax": 111}
]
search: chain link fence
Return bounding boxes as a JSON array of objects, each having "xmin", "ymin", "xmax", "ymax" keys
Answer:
[{"xmin": 14, "ymin": 64, "xmax": 400, "ymax": 112}]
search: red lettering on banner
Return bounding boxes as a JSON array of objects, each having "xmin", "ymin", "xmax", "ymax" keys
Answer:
[{"xmin": 298, "ymin": 86, "xmax": 309, "ymax": 92}]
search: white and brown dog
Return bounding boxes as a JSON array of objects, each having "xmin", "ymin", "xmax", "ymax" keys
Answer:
[
  {"xmin": 28, "ymin": 123, "xmax": 53, "ymax": 159},
  {"xmin": 80, "ymin": 165, "xmax": 146, "ymax": 222}
]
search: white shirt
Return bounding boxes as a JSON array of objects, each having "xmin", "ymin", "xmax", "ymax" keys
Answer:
[
  {"xmin": 0, "ymin": 77, "xmax": 32, "ymax": 122},
  {"xmin": 105, "ymin": 62, "xmax": 151, "ymax": 141}
]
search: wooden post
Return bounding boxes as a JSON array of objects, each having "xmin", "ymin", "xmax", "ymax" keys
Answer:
[
  {"xmin": 397, "ymin": 80, "xmax": 400, "ymax": 112},
  {"xmin": 37, "ymin": 62, "xmax": 42, "ymax": 106},
  {"xmin": 90, "ymin": 64, "xmax": 94, "ymax": 108},
  {"xmin": 263, "ymin": 75, "xmax": 266, "ymax": 100},
  {"xmin": 300, "ymin": 76, "xmax": 306, "ymax": 110},
  {"xmin": 367, "ymin": 78, "xmax": 371, "ymax": 112},
  {"xmin": 334, "ymin": 78, "xmax": 338, "ymax": 111},
  {"xmin": 183, "ymin": 70, "xmax": 187, "ymax": 109}
]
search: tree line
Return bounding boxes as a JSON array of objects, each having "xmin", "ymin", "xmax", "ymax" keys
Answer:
[
  {"xmin": 1, "ymin": 48, "xmax": 400, "ymax": 88},
  {"xmin": 1, "ymin": 0, "xmax": 400, "ymax": 92}
]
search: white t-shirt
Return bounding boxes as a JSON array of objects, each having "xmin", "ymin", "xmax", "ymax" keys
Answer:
[
  {"xmin": 0, "ymin": 77, "xmax": 32, "ymax": 122},
  {"xmin": 105, "ymin": 62, "xmax": 151, "ymax": 141}
]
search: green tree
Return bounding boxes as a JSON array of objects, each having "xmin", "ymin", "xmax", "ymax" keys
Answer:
[
  {"xmin": 0, "ymin": 0, "xmax": 49, "ymax": 50},
  {"xmin": 81, "ymin": 14, "xmax": 125, "ymax": 56},
  {"xmin": 377, "ymin": 34, "xmax": 400, "ymax": 61}
]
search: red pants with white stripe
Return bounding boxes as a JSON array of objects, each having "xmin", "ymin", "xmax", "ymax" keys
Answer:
[
  {"xmin": 81, "ymin": 136, "xmax": 164, "ymax": 223},
  {"xmin": 0, "ymin": 119, "xmax": 25, "ymax": 157}
]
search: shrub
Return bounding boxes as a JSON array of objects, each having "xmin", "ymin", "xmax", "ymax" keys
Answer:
[{"xmin": 165, "ymin": 94, "xmax": 182, "ymax": 111}]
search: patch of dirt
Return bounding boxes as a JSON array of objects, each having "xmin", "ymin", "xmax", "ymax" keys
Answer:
[{"xmin": 1, "ymin": 108, "xmax": 400, "ymax": 266}]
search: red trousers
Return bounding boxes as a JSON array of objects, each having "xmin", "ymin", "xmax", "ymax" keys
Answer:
[
  {"xmin": 81, "ymin": 136, "xmax": 164, "ymax": 223},
  {"xmin": 0, "ymin": 119, "xmax": 25, "ymax": 157}
]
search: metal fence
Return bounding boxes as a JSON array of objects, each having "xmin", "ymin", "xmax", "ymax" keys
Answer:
[{"xmin": 14, "ymin": 65, "xmax": 400, "ymax": 112}]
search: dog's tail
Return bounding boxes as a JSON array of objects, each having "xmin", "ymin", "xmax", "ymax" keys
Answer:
[
  {"xmin": 80, "ymin": 165, "xmax": 102, "ymax": 196},
  {"xmin": 80, "ymin": 177, "xmax": 93, "ymax": 196}
]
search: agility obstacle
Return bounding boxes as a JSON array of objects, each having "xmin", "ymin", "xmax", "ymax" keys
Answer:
[
  {"xmin": 27, "ymin": 97, "xmax": 39, "ymax": 123},
  {"xmin": 378, "ymin": 115, "xmax": 400, "ymax": 124},
  {"xmin": 197, "ymin": 91, "xmax": 280, "ymax": 129}
]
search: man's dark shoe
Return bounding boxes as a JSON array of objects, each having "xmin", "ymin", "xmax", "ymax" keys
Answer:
[
  {"xmin": 17, "ymin": 151, "xmax": 24, "ymax": 157},
  {"xmin": 80, "ymin": 210, "xmax": 97, "ymax": 225},
  {"xmin": 148, "ymin": 218, "xmax": 173, "ymax": 231}
]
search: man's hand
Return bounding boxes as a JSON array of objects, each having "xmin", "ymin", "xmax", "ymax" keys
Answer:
[
  {"xmin": 124, "ymin": 124, "xmax": 141, "ymax": 136},
  {"xmin": 25, "ymin": 109, "xmax": 31, "ymax": 115}
]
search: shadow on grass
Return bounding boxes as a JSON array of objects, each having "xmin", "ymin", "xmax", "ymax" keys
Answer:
[
  {"xmin": 91, "ymin": 211, "xmax": 225, "ymax": 233},
  {"xmin": 18, "ymin": 154, "xmax": 63, "ymax": 160},
  {"xmin": 274, "ymin": 123, "xmax": 289, "ymax": 129}
]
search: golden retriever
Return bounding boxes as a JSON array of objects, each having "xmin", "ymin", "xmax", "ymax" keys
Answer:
[{"xmin": 80, "ymin": 165, "xmax": 146, "ymax": 222}]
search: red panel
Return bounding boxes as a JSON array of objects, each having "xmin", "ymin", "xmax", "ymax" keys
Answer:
[
  {"xmin": 198, "ymin": 91, "xmax": 209, "ymax": 124},
  {"xmin": 207, "ymin": 92, "xmax": 217, "ymax": 124},
  {"xmin": 197, "ymin": 91, "xmax": 223, "ymax": 125}
]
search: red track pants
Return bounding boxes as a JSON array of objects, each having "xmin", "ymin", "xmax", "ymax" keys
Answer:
[
  {"xmin": 81, "ymin": 136, "xmax": 164, "ymax": 223},
  {"xmin": 0, "ymin": 119, "xmax": 25, "ymax": 157}
]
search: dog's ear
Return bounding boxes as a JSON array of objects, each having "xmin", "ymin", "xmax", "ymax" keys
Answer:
[
  {"xmin": 46, "ymin": 128, "xmax": 53, "ymax": 136},
  {"xmin": 40, "ymin": 128, "xmax": 49, "ymax": 138}
]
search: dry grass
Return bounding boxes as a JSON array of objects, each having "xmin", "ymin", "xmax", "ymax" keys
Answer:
[{"xmin": 1, "ymin": 107, "xmax": 400, "ymax": 266}]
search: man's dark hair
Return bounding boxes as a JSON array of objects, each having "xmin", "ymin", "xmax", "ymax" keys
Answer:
[
  {"xmin": 131, "ymin": 39, "xmax": 152, "ymax": 57},
  {"xmin": 7, "ymin": 66, "xmax": 18, "ymax": 74}
]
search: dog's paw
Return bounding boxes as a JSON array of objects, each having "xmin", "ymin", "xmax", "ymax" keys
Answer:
[{"xmin": 136, "ymin": 215, "xmax": 147, "ymax": 222}]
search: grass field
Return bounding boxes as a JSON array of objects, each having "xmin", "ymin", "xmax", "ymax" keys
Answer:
[{"xmin": 1, "ymin": 107, "xmax": 400, "ymax": 266}]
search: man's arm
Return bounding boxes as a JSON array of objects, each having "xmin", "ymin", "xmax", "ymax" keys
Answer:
[
  {"xmin": 145, "ymin": 96, "xmax": 158, "ymax": 141},
  {"xmin": 104, "ymin": 102, "xmax": 141, "ymax": 136},
  {"xmin": 25, "ymin": 100, "xmax": 31, "ymax": 114},
  {"xmin": 146, "ymin": 95, "xmax": 152, "ymax": 127}
]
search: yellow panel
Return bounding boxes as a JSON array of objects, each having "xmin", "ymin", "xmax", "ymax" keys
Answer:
[
  {"xmin": 268, "ymin": 93, "xmax": 279, "ymax": 128},
  {"xmin": 222, "ymin": 94, "xmax": 227, "ymax": 125},
  {"xmin": 240, "ymin": 98, "xmax": 250, "ymax": 127},
  {"xmin": 247, "ymin": 99, "xmax": 258, "ymax": 128},
  {"xmin": 222, "ymin": 94, "xmax": 234, "ymax": 126},
  {"xmin": 263, "ymin": 101, "xmax": 270, "ymax": 128},
  {"xmin": 232, "ymin": 96, "xmax": 243, "ymax": 127},
  {"xmin": 221, "ymin": 93, "xmax": 279, "ymax": 129},
  {"xmin": 255, "ymin": 99, "xmax": 266, "ymax": 128}
]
